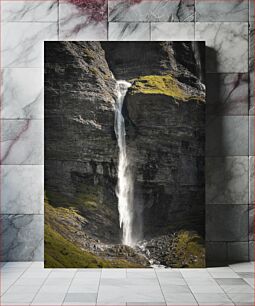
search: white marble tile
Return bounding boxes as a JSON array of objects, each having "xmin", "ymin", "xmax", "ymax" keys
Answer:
[
  {"xmin": 206, "ymin": 116, "xmax": 248, "ymax": 156},
  {"xmin": 196, "ymin": 0, "xmax": 248, "ymax": 22},
  {"xmin": 151, "ymin": 22, "xmax": 195, "ymax": 41},
  {"xmin": 108, "ymin": 0, "xmax": 195, "ymax": 22},
  {"xmin": 59, "ymin": 2, "xmax": 107, "ymax": 40},
  {"xmin": 1, "ymin": 119, "xmax": 43, "ymax": 165},
  {"xmin": 206, "ymin": 73, "xmax": 249, "ymax": 116},
  {"xmin": 227, "ymin": 292, "xmax": 254, "ymax": 305},
  {"xmin": 195, "ymin": 22, "xmax": 248, "ymax": 73},
  {"xmin": 1, "ymin": 0, "xmax": 58, "ymax": 22},
  {"xmin": 193, "ymin": 292, "xmax": 234, "ymax": 305},
  {"xmin": 162, "ymin": 293, "xmax": 198, "ymax": 305},
  {"xmin": 108, "ymin": 22, "xmax": 150, "ymax": 41},
  {"xmin": 1, "ymin": 68, "xmax": 43, "ymax": 119},
  {"xmin": 0, "ymin": 215, "xmax": 43, "ymax": 261},
  {"xmin": 1, "ymin": 165, "xmax": 43, "ymax": 214},
  {"xmin": 2, "ymin": 22, "xmax": 58, "ymax": 68},
  {"xmin": 206, "ymin": 157, "xmax": 248, "ymax": 204}
]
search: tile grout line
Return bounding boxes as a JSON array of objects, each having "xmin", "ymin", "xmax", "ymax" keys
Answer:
[
  {"xmin": 1, "ymin": 262, "xmax": 33, "ymax": 296},
  {"xmin": 95, "ymin": 268, "xmax": 102, "ymax": 305},
  {"xmin": 29, "ymin": 267, "xmax": 53, "ymax": 305},
  {"xmin": 153, "ymin": 269, "xmax": 167, "ymax": 306},
  {"xmin": 178, "ymin": 269, "xmax": 200, "ymax": 305},
  {"xmin": 207, "ymin": 267, "xmax": 240, "ymax": 305},
  {"xmin": 61, "ymin": 268, "xmax": 78, "ymax": 305}
]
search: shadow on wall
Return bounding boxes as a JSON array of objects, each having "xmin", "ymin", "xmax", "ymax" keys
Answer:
[{"xmin": 205, "ymin": 46, "xmax": 247, "ymax": 267}]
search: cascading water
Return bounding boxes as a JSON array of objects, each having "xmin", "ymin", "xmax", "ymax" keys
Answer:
[{"xmin": 114, "ymin": 80, "xmax": 134, "ymax": 246}]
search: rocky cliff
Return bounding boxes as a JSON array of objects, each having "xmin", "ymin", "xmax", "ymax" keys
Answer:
[{"xmin": 45, "ymin": 41, "xmax": 205, "ymax": 268}]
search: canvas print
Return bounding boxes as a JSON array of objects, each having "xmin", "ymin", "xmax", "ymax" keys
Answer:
[{"xmin": 44, "ymin": 41, "xmax": 206, "ymax": 268}]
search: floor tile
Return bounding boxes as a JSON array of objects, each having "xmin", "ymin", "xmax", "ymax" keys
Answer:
[
  {"xmin": 64, "ymin": 292, "xmax": 97, "ymax": 303},
  {"xmin": 163, "ymin": 293, "xmax": 198, "ymax": 305},
  {"xmin": 230, "ymin": 262, "xmax": 254, "ymax": 272},
  {"xmin": 193, "ymin": 292, "xmax": 234, "ymax": 305},
  {"xmin": 101, "ymin": 268, "xmax": 126, "ymax": 279},
  {"xmin": 227, "ymin": 292, "xmax": 254, "ymax": 305}
]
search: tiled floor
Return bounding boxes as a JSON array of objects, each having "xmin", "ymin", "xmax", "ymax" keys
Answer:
[{"xmin": 0, "ymin": 262, "xmax": 254, "ymax": 305}]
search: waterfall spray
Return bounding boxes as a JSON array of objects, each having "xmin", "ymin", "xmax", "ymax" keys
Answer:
[{"xmin": 114, "ymin": 80, "xmax": 134, "ymax": 246}]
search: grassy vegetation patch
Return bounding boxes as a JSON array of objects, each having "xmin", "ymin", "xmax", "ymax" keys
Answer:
[{"xmin": 130, "ymin": 75, "xmax": 204, "ymax": 102}]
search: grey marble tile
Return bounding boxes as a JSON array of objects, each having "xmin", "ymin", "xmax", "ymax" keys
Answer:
[
  {"xmin": 227, "ymin": 242, "xmax": 249, "ymax": 262},
  {"xmin": 206, "ymin": 157, "xmax": 248, "ymax": 204},
  {"xmin": 1, "ymin": 68, "xmax": 43, "ymax": 119},
  {"xmin": 227, "ymin": 292, "xmax": 254, "ymax": 305},
  {"xmin": 249, "ymin": 116, "xmax": 254, "ymax": 155},
  {"xmin": 206, "ymin": 73, "xmax": 248, "ymax": 116},
  {"xmin": 2, "ymin": 22, "xmax": 58, "ymax": 68},
  {"xmin": 108, "ymin": 0, "xmax": 195, "ymax": 22},
  {"xmin": 1, "ymin": 165, "xmax": 43, "ymax": 214},
  {"xmin": 1, "ymin": 0, "xmax": 58, "ymax": 22},
  {"xmin": 0, "ymin": 215, "xmax": 43, "ymax": 261},
  {"xmin": 192, "ymin": 293, "xmax": 233, "ymax": 305},
  {"xmin": 249, "ymin": 25, "xmax": 254, "ymax": 114},
  {"xmin": 195, "ymin": 22, "xmax": 248, "ymax": 73},
  {"xmin": 59, "ymin": 1, "xmax": 107, "ymax": 40},
  {"xmin": 64, "ymin": 293, "xmax": 97, "ymax": 303},
  {"xmin": 196, "ymin": 0, "xmax": 248, "ymax": 22},
  {"xmin": 249, "ymin": 204, "xmax": 254, "ymax": 241},
  {"xmin": 206, "ymin": 116, "xmax": 248, "ymax": 156},
  {"xmin": 1, "ymin": 119, "xmax": 43, "ymax": 165},
  {"xmin": 108, "ymin": 22, "xmax": 150, "ymax": 41},
  {"xmin": 250, "ymin": 0, "xmax": 254, "ymax": 21},
  {"xmin": 206, "ymin": 242, "xmax": 227, "ymax": 266},
  {"xmin": 206, "ymin": 205, "xmax": 248, "ymax": 241},
  {"xmin": 249, "ymin": 156, "xmax": 254, "ymax": 205},
  {"xmin": 249, "ymin": 241, "xmax": 254, "ymax": 261},
  {"xmin": 151, "ymin": 22, "xmax": 195, "ymax": 41}
]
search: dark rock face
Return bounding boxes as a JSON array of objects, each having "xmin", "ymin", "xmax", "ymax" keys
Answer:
[
  {"xmin": 45, "ymin": 42, "xmax": 205, "ymax": 252},
  {"xmin": 45, "ymin": 42, "xmax": 120, "ymax": 243}
]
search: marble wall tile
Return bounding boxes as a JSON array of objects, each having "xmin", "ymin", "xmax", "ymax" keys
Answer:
[
  {"xmin": 1, "ymin": 119, "xmax": 43, "ymax": 165},
  {"xmin": 206, "ymin": 116, "xmax": 248, "ymax": 156},
  {"xmin": 196, "ymin": 0, "xmax": 248, "ymax": 22},
  {"xmin": 249, "ymin": 205, "xmax": 254, "ymax": 241},
  {"xmin": 206, "ymin": 242, "xmax": 227, "ymax": 266},
  {"xmin": 1, "ymin": 0, "xmax": 58, "ymax": 22},
  {"xmin": 1, "ymin": 68, "xmax": 43, "ymax": 119},
  {"xmin": 227, "ymin": 242, "xmax": 249, "ymax": 262},
  {"xmin": 206, "ymin": 73, "xmax": 248, "ymax": 116},
  {"xmin": 206, "ymin": 205, "xmax": 248, "ymax": 241},
  {"xmin": 2, "ymin": 22, "xmax": 58, "ymax": 68},
  {"xmin": 0, "ymin": 215, "xmax": 43, "ymax": 261},
  {"xmin": 249, "ymin": 25, "xmax": 254, "ymax": 114},
  {"xmin": 250, "ymin": 0, "xmax": 254, "ymax": 22},
  {"xmin": 108, "ymin": 0, "xmax": 195, "ymax": 22},
  {"xmin": 195, "ymin": 22, "xmax": 248, "ymax": 73},
  {"xmin": 59, "ymin": 2, "xmax": 107, "ymax": 40},
  {"xmin": 1, "ymin": 165, "xmax": 43, "ymax": 214},
  {"xmin": 249, "ymin": 116, "xmax": 254, "ymax": 155},
  {"xmin": 249, "ymin": 241, "xmax": 254, "ymax": 260},
  {"xmin": 206, "ymin": 157, "xmax": 248, "ymax": 205},
  {"xmin": 151, "ymin": 22, "xmax": 195, "ymax": 41},
  {"xmin": 108, "ymin": 22, "xmax": 150, "ymax": 41},
  {"xmin": 249, "ymin": 157, "xmax": 254, "ymax": 205}
]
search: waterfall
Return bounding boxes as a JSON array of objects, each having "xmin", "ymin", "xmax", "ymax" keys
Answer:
[{"xmin": 114, "ymin": 80, "xmax": 134, "ymax": 246}]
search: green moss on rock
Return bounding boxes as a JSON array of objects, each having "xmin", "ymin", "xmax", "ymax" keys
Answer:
[{"xmin": 130, "ymin": 75, "xmax": 204, "ymax": 102}]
